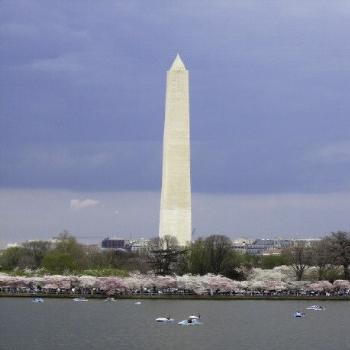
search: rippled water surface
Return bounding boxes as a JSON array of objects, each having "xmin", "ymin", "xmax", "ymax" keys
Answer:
[{"xmin": 1, "ymin": 298, "xmax": 350, "ymax": 350}]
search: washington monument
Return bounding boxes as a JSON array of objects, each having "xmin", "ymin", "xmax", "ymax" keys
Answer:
[{"xmin": 159, "ymin": 54, "xmax": 192, "ymax": 246}]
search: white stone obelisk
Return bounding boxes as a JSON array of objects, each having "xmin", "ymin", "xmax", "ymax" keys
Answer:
[{"xmin": 159, "ymin": 54, "xmax": 192, "ymax": 246}]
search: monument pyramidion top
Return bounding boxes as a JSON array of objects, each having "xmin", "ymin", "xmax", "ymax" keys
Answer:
[{"xmin": 169, "ymin": 54, "xmax": 186, "ymax": 71}]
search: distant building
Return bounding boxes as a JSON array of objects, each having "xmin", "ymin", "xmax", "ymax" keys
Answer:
[
  {"xmin": 6, "ymin": 238, "xmax": 58, "ymax": 249},
  {"xmin": 231, "ymin": 238, "xmax": 320, "ymax": 256},
  {"xmin": 101, "ymin": 237, "xmax": 151, "ymax": 252},
  {"xmin": 129, "ymin": 238, "xmax": 151, "ymax": 252},
  {"xmin": 245, "ymin": 239, "xmax": 292, "ymax": 255},
  {"xmin": 5, "ymin": 242, "xmax": 21, "ymax": 249},
  {"xmin": 101, "ymin": 237, "xmax": 128, "ymax": 250},
  {"xmin": 292, "ymin": 238, "xmax": 321, "ymax": 248},
  {"xmin": 231, "ymin": 238, "xmax": 254, "ymax": 254}
]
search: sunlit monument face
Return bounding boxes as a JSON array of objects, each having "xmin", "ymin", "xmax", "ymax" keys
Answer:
[{"xmin": 159, "ymin": 54, "xmax": 192, "ymax": 246}]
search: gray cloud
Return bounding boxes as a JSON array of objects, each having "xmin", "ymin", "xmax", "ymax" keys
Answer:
[
  {"xmin": 309, "ymin": 141, "xmax": 350, "ymax": 164},
  {"xmin": 1, "ymin": 0, "xmax": 350, "ymax": 240},
  {"xmin": 1, "ymin": 189, "xmax": 349, "ymax": 244},
  {"xmin": 0, "ymin": 141, "xmax": 162, "ymax": 191},
  {"xmin": 70, "ymin": 198, "xmax": 99, "ymax": 210}
]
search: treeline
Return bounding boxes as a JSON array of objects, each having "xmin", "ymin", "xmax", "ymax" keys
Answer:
[
  {"xmin": 285, "ymin": 231, "xmax": 350, "ymax": 281},
  {"xmin": 1, "ymin": 231, "xmax": 350, "ymax": 282},
  {"xmin": 0, "ymin": 232, "xmax": 147, "ymax": 276},
  {"xmin": 149, "ymin": 232, "xmax": 350, "ymax": 281}
]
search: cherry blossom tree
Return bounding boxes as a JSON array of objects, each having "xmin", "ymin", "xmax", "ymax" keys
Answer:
[
  {"xmin": 333, "ymin": 280, "xmax": 350, "ymax": 290},
  {"xmin": 307, "ymin": 280, "xmax": 333, "ymax": 292}
]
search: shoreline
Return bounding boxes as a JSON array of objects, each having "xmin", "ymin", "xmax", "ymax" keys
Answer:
[{"xmin": 1, "ymin": 293, "xmax": 350, "ymax": 301}]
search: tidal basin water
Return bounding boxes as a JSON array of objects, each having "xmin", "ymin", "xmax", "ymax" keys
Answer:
[{"xmin": 1, "ymin": 298, "xmax": 350, "ymax": 350}]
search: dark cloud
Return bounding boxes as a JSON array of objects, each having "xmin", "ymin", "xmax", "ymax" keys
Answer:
[{"xmin": 1, "ymin": 0, "xmax": 350, "ymax": 194}]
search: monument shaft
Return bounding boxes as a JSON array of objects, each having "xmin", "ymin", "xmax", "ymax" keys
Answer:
[{"xmin": 159, "ymin": 55, "xmax": 192, "ymax": 246}]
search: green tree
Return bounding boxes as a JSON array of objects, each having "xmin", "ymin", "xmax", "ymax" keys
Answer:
[
  {"xmin": 0, "ymin": 246, "xmax": 31, "ymax": 270},
  {"xmin": 323, "ymin": 231, "xmax": 350, "ymax": 280},
  {"xmin": 187, "ymin": 235, "xmax": 243, "ymax": 279},
  {"xmin": 42, "ymin": 231, "xmax": 87, "ymax": 273},
  {"xmin": 284, "ymin": 243, "xmax": 312, "ymax": 281},
  {"xmin": 22, "ymin": 240, "xmax": 52, "ymax": 269},
  {"xmin": 260, "ymin": 254, "xmax": 289, "ymax": 269},
  {"xmin": 42, "ymin": 252, "xmax": 78, "ymax": 273},
  {"xmin": 149, "ymin": 235, "xmax": 184, "ymax": 275},
  {"xmin": 240, "ymin": 253, "xmax": 260, "ymax": 269},
  {"xmin": 311, "ymin": 239, "xmax": 332, "ymax": 280},
  {"xmin": 204, "ymin": 235, "xmax": 238, "ymax": 277},
  {"xmin": 187, "ymin": 238, "xmax": 208, "ymax": 275}
]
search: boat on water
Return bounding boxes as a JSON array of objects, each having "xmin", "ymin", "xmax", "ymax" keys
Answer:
[
  {"xmin": 73, "ymin": 297, "xmax": 88, "ymax": 302},
  {"xmin": 178, "ymin": 318, "xmax": 202, "ymax": 326},
  {"xmin": 134, "ymin": 301, "xmax": 142, "ymax": 305},
  {"xmin": 306, "ymin": 304, "xmax": 325, "ymax": 311},
  {"xmin": 188, "ymin": 315, "xmax": 200, "ymax": 320},
  {"xmin": 293, "ymin": 311, "xmax": 306, "ymax": 318},
  {"xmin": 104, "ymin": 297, "xmax": 117, "ymax": 302},
  {"xmin": 155, "ymin": 317, "xmax": 174, "ymax": 323},
  {"xmin": 32, "ymin": 298, "xmax": 44, "ymax": 303}
]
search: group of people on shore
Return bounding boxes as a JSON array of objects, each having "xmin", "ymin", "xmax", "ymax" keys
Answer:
[{"xmin": 1, "ymin": 285, "xmax": 349, "ymax": 298}]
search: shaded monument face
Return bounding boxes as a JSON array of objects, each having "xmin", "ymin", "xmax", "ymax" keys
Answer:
[{"xmin": 159, "ymin": 54, "xmax": 192, "ymax": 246}]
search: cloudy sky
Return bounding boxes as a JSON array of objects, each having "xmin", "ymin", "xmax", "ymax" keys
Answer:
[{"xmin": 1, "ymin": 0, "xmax": 350, "ymax": 244}]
